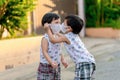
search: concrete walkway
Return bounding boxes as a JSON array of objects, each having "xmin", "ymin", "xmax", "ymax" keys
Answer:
[{"xmin": 0, "ymin": 37, "xmax": 120, "ymax": 80}]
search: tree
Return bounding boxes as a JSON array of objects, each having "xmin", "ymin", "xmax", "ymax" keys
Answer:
[
  {"xmin": 85, "ymin": 0, "xmax": 120, "ymax": 28},
  {"xmin": 0, "ymin": 0, "xmax": 37, "ymax": 38}
]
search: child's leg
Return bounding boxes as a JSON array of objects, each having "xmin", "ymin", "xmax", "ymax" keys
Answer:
[
  {"xmin": 74, "ymin": 62, "xmax": 96, "ymax": 80},
  {"xmin": 37, "ymin": 63, "xmax": 54, "ymax": 80}
]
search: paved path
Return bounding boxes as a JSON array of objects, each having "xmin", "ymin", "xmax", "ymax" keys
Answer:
[{"xmin": 0, "ymin": 37, "xmax": 120, "ymax": 80}]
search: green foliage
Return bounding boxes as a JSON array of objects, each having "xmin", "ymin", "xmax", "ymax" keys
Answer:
[
  {"xmin": 0, "ymin": 0, "xmax": 37, "ymax": 38},
  {"xmin": 104, "ymin": 18, "xmax": 120, "ymax": 29},
  {"xmin": 0, "ymin": 0, "xmax": 6, "ymax": 6},
  {"xmin": 85, "ymin": 0, "xmax": 120, "ymax": 29},
  {"xmin": 85, "ymin": 0, "xmax": 97, "ymax": 27}
]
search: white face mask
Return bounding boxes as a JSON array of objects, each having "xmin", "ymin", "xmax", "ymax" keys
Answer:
[
  {"xmin": 50, "ymin": 24, "xmax": 61, "ymax": 34},
  {"xmin": 60, "ymin": 23, "xmax": 67, "ymax": 33}
]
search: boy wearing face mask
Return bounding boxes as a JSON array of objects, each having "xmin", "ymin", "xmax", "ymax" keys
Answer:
[
  {"xmin": 45, "ymin": 15, "xmax": 96, "ymax": 80},
  {"xmin": 37, "ymin": 13, "xmax": 68, "ymax": 80}
]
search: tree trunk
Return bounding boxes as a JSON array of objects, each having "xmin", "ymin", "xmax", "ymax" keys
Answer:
[
  {"xmin": 0, "ymin": 0, "xmax": 9, "ymax": 19},
  {"xmin": 0, "ymin": 25, "xmax": 4, "ymax": 39},
  {"xmin": 101, "ymin": 0, "xmax": 104, "ymax": 26},
  {"xmin": 96, "ymin": 0, "xmax": 101, "ymax": 27}
]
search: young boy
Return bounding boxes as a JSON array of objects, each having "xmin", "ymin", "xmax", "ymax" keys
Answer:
[
  {"xmin": 44, "ymin": 15, "xmax": 96, "ymax": 80},
  {"xmin": 37, "ymin": 12, "xmax": 68, "ymax": 80}
]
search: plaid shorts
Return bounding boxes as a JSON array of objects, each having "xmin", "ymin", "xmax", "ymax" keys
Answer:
[
  {"xmin": 37, "ymin": 63, "xmax": 61, "ymax": 80},
  {"xmin": 74, "ymin": 62, "xmax": 96, "ymax": 80}
]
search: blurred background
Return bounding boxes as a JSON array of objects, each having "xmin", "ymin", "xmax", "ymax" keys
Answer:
[
  {"xmin": 0, "ymin": 0, "xmax": 120, "ymax": 80},
  {"xmin": 0, "ymin": 0, "xmax": 120, "ymax": 38}
]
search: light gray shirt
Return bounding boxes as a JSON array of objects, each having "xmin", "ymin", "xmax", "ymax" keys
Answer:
[
  {"xmin": 64, "ymin": 32, "xmax": 95, "ymax": 64},
  {"xmin": 40, "ymin": 34, "xmax": 61, "ymax": 64}
]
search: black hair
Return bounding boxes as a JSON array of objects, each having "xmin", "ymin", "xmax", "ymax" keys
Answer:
[
  {"xmin": 65, "ymin": 15, "xmax": 84, "ymax": 34},
  {"xmin": 41, "ymin": 12, "xmax": 60, "ymax": 26}
]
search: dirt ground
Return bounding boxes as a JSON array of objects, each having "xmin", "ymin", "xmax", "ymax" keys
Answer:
[
  {"xmin": 0, "ymin": 36, "xmax": 41, "ymax": 71},
  {"xmin": 0, "ymin": 36, "xmax": 120, "ymax": 80}
]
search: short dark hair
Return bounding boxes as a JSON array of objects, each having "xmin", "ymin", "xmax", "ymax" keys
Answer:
[
  {"xmin": 41, "ymin": 12, "xmax": 60, "ymax": 26},
  {"xmin": 65, "ymin": 15, "xmax": 84, "ymax": 34}
]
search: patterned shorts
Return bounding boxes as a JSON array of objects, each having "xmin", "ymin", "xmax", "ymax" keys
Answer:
[
  {"xmin": 74, "ymin": 62, "xmax": 96, "ymax": 80},
  {"xmin": 37, "ymin": 63, "xmax": 61, "ymax": 80}
]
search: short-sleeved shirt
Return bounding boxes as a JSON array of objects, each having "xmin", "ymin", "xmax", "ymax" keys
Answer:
[
  {"xmin": 40, "ymin": 34, "xmax": 61, "ymax": 64},
  {"xmin": 64, "ymin": 32, "xmax": 95, "ymax": 64}
]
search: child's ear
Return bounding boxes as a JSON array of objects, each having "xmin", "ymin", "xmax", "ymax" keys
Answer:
[{"xmin": 67, "ymin": 26, "xmax": 72, "ymax": 32}]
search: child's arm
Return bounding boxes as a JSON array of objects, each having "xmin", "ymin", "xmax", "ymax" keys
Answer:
[
  {"xmin": 41, "ymin": 37, "xmax": 58, "ymax": 68},
  {"xmin": 61, "ymin": 54, "xmax": 68, "ymax": 68},
  {"xmin": 44, "ymin": 23, "xmax": 70, "ymax": 44}
]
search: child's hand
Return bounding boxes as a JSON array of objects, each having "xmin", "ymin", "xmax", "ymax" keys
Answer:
[
  {"xmin": 44, "ymin": 23, "xmax": 50, "ymax": 31},
  {"xmin": 62, "ymin": 60, "xmax": 68, "ymax": 68},
  {"xmin": 51, "ymin": 62, "xmax": 58, "ymax": 69}
]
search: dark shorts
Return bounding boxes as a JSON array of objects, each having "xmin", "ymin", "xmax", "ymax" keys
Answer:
[
  {"xmin": 74, "ymin": 62, "xmax": 96, "ymax": 80},
  {"xmin": 37, "ymin": 63, "xmax": 61, "ymax": 80}
]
